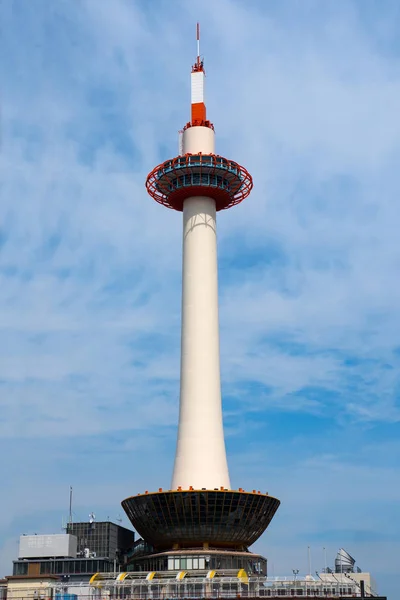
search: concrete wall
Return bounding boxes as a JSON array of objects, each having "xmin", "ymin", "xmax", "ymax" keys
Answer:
[{"xmin": 7, "ymin": 579, "xmax": 55, "ymax": 600}]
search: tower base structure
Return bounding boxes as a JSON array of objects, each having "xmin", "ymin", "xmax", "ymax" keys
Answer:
[
  {"xmin": 121, "ymin": 489, "xmax": 279, "ymax": 575},
  {"xmin": 122, "ymin": 489, "xmax": 279, "ymax": 551},
  {"xmin": 126, "ymin": 545, "xmax": 268, "ymax": 576}
]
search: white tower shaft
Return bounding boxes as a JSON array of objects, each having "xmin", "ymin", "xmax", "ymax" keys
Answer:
[{"xmin": 171, "ymin": 126, "xmax": 231, "ymax": 490}]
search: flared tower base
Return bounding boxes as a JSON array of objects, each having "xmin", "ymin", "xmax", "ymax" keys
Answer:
[{"xmin": 122, "ymin": 489, "xmax": 280, "ymax": 551}]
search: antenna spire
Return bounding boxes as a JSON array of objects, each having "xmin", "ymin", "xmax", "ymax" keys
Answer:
[{"xmin": 196, "ymin": 22, "xmax": 200, "ymax": 67}]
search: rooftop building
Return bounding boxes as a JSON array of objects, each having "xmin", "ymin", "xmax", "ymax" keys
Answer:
[
  {"xmin": 12, "ymin": 523, "xmax": 134, "ymax": 583},
  {"xmin": 1, "ymin": 561, "xmax": 387, "ymax": 600},
  {"xmin": 66, "ymin": 520, "xmax": 134, "ymax": 563}
]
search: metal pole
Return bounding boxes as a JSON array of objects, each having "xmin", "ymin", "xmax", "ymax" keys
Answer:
[
  {"xmin": 69, "ymin": 486, "xmax": 73, "ymax": 525},
  {"xmin": 292, "ymin": 569, "xmax": 299, "ymax": 596}
]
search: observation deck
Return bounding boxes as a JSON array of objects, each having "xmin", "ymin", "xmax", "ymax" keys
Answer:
[{"xmin": 146, "ymin": 153, "xmax": 253, "ymax": 212}]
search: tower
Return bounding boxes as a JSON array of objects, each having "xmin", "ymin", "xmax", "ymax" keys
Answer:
[{"xmin": 122, "ymin": 26, "xmax": 279, "ymax": 573}]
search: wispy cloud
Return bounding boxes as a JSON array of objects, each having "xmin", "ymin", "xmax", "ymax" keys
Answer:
[{"xmin": 1, "ymin": 0, "xmax": 399, "ymax": 597}]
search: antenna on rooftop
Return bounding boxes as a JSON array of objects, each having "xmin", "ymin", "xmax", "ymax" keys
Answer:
[{"xmin": 69, "ymin": 486, "xmax": 73, "ymax": 526}]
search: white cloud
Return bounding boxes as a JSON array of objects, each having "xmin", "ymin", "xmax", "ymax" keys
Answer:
[{"xmin": 0, "ymin": 1, "xmax": 399, "ymax": 597}]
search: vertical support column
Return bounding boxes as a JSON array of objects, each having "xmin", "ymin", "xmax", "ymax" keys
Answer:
[{"xmin": 171, "ymin": 195, "xmax": 230, "ymax": 490}]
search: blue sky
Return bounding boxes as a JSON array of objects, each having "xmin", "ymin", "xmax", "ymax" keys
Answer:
[{"xmin": 1, "ymin": 0, "xmax": 400, "ymax": 597}]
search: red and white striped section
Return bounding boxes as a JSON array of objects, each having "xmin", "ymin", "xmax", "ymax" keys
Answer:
[
  {"xmin": 191, "ymin": 68, "xmax": 206, "ymax": 123},
  {"xmin": 191, "ymin": 22, "xmax": 206, "ymax": 124}
]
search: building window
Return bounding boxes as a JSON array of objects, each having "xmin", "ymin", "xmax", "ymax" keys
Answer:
[
  {"xmin": 40, "ymin": 562, "xmax": 51, "ymax": 575},
  {"xmin": 13, "ymin": 562, "xmax": 28, "ymax": 576}
]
